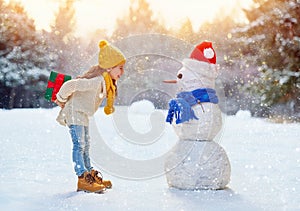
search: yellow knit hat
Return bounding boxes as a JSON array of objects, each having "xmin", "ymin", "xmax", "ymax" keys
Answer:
[{"xmin": 98, "ymin": 40, "xmax": 126, "ymax": 69}]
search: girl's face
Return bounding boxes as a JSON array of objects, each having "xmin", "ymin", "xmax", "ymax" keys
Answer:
[{"xmin": 108, "ymin": 64, "xmax": 125, "ymax": 80}]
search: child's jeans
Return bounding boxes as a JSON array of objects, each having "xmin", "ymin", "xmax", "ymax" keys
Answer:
[{"xmin": 68, "ymin": 125, "xmax": 93, "ymax": 176}]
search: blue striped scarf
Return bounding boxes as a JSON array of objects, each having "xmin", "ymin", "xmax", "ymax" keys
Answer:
[{"xmin": 166, "ymin": 88, "xmax": 218, "ymax": 124}]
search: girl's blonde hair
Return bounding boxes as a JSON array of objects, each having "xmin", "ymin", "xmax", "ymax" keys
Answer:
[
  {"xmin": 77, "ymin": 65, "xmax": 106, "ymax": 79},
  {"xmin": 78, "ymin": 64, "xmax": 118, "ymax": 95}
]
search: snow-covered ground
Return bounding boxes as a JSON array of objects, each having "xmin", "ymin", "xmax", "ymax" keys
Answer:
[{"xmin": 0, "ymin": 101, "xmax": 299, "ymax": 211}]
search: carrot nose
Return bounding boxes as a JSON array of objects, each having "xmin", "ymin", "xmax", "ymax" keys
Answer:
[{"xmin": 163, "ymin": 80, "xmax": 177, "ymax": 84}]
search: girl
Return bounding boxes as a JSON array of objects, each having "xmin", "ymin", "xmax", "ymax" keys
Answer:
[{"xmin": 55, "ymin": 40, "xmax": 126, "ymax": 193}]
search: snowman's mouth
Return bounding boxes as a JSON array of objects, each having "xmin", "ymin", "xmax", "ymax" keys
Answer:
[{"xmin": 163, "ymin": 80, "xmax": 177, "ymax": 83}]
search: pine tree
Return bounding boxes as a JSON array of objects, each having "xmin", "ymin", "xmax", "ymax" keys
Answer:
[
  {"xmin": 176, "ymin": 18, "xmax": 198, "ymax": 44},
  {"xmin": 232, "ymin": 0, "xmax": 300, "ymax": 119},
  {"xmin": 112, "ymin": 0, "xmax": 167, "ymax": 40},
  {"xmin": 49, "ymin": 0, "xmax": 89, "ymax": 75},
  {"xmin": 0, "ymin": 1, "xmax": 53, "ymax": 108}
]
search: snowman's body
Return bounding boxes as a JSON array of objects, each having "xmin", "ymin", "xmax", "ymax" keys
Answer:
[{"xmin": 165, "ymin": 57, "xmax": 231, "ymax": 190}]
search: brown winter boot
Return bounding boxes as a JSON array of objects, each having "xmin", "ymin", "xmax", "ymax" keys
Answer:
[
  {"xmin": 90, "ymin": 169, "xmax": 112, "ymax": 189},
  {"xmin": 77, "ymin": 171, "xmax": 106, "ymax": 193}
]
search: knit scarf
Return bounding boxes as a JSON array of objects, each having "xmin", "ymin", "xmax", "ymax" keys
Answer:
[
  {"xmin": 166, "ymin": 88, "xmax": 218, "ymax": 124},
  {"xmin": 102, "ymin": 72, "xmax": 116, "ymax": 115}
]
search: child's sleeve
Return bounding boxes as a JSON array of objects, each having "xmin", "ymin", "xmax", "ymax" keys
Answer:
[{"xmin": 56, "ymin": 78, "xmax": 100, "ymax": 103}]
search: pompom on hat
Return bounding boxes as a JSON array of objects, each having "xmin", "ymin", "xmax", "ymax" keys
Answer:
[
  {"xmin": 98, "ymin": 40, "xmax": 126, "ymax": 69},
  {"xmin": 190, "ymin": 41, "xmax": 216, "ymax": 64}
]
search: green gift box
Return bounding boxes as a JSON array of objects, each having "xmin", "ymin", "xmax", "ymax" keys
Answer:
[{"xmin": 45, "ymin": 71, "xmax": 72, "ymax": 102}]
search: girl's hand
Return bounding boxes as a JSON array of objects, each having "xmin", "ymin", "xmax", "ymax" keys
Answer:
[{"xmin": 55, "ymin": 99, "xmax": 65, "ymax": 108}]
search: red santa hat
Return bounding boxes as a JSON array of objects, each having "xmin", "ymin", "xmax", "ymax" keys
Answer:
[{"xmin": 190, "ymin": 41, "xmax": 216, "ymax": 64}]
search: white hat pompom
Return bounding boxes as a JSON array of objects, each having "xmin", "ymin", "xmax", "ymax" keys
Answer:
[{"xmin": 203, "ymin": 48, "xmax": 214, "ymax": 59}]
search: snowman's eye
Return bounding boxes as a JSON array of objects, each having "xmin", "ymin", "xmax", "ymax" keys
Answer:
[{"xmin": 177, "ymin": 73, "xmax": 183, "ymax": 79}]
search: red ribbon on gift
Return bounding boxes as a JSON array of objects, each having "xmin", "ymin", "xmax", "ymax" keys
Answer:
[{"xmin": 47, "ymin": 73, "xmax": 65, "ymax": 102}]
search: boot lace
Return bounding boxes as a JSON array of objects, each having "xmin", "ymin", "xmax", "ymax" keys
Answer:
[
  {"xmin": 94, "ymin": 170, "xmax": 103, "ymax": 182},
  {"xmin": 85, "ymin": 173, "xmax": 95, "ymax": 184}
]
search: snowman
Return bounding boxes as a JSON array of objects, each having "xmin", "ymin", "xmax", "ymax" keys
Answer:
[{"xmin": 163, "ymin": 41, "xmax": 231, "ymax": 190}]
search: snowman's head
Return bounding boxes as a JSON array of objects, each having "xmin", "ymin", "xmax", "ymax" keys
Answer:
[{"xmin": 164, "ymin": 41, "xmax": 219, "ymax": 91}]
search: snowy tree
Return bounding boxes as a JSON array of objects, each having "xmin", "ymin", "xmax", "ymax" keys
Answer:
[
  {"xmin": 50, "ymin": 0, "xmax": 76, "ymax": 45},
  {"xmin": 176, "ymin": 18, "xmax": 198, "ymax": 44},
  {"xmin": 0, "ymin": 1, "xmax": 54, "ymax": 108},
  {"xmin": 112, "ymin": 0, "xmax": 167, "ymax": 40},
  {"xmin": 231, "ymin": 0, "xmax": 300, "ymax": 120},
  {"xmin": 49, "ymin": 0, "xmax": 90, "ymax": 75}
]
